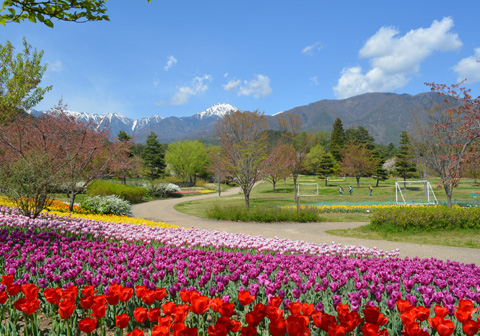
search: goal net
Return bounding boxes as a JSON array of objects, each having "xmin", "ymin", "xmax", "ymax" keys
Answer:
[
  {"xmin": 395, "ymin": 180, "xmax": 438, "ymax": 205},
  {"xmin": 297, "ymin": 183, "xmax": 319, "ymax": 197}
]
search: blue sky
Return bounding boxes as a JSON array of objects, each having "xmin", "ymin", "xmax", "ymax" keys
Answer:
[{"xmin": 3, "ymin": 0, "xmax": 480, "ymax": 119}]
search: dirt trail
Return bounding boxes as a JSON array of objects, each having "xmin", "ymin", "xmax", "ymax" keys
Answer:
[{"xmin": 132, "ymin": 186, "xmax": 480, "ymax": 265}]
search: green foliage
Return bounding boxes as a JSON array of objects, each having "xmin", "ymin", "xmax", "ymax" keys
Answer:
[
  {"xmin": 141, "ymin": 132, "xmax": 165, "ymax": 180},
  {"xmin": 80, "ymin": 195, "xmax": 131, "ymax": 216},
  {"xmin": 0, "ymin": 38, "xmax": 52, "ymax": 123},
  {"xmin": 0, "ymin": 151, "xmax": 56, "ymax": 218},
  {"xmin": 394, "ymin": 131, "xmax": 417, "ymax": 181},
  {"xmin": 345, "ymin": 126, "xmax": 376, "ymax": 150},
  {"xmin": 303, "ymin": 144, "xmax": 325, "ymax": 174},
  {"xmin": 317, "ymin": 153, "xmax": 336, "ymax": 185},
  {"xmin": 330, "ymin": 118, "xmax": 345, "ymax": 161},
  {"xmin": 370, "ymin": 206, "xmax": 480, "ymax": 232},
  {"xmin": 0, "ymin": 0, "xmax": 112, "ymax": 26},
  {"xmin": 165, "ymin": 140, "xmax": 209, "ymax": 184},
  {"xmin": 86, "ymin": 181, "xmax": 145, "ymax": 203},
  {"xmin": 206, "ymin": 204, "xmax": 324, "ymax": 223},
  {"xmin": 117, "ymin": 130, "xmax": 131, "ymax": 142}
]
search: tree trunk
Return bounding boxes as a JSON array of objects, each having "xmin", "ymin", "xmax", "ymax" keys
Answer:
[
  {"xmin": 376, "ymin": 178, "xmax": 379, "ymax": 187},
  {"xmin": 356, "ymin": 176, "xmax": 360, "ymax": 188},
  {"xmin": 122, "ymin": 176, "xmax": 126, "ymax": 185},
  {"xmin": 272, "ymin": 180, "xmax": 276, "ymax": 192},
  {"xmin": 325, "ymin": 177, "xmax": 328, "ymax": 186},
  {"xmin": 243, "ymin": 190, "xmax": 250, "ymax": 208},
  {"xmin": 69, "ymin": 190, "xmax": 78, "ymax": 212},
  {"xmin": 444, "ymin": 184, "xmax": 453, "ymax": 208}
]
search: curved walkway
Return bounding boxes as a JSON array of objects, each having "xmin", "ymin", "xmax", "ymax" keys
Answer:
[{"xmin": 132, "ymin": 187, "xmax": 480, "ymax": 265}]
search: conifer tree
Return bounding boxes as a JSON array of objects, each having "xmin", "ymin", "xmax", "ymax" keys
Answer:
[
  {"xmin": 141, "ymin": 132, "xmax": 165, "ymax": 180},
  {"xmin": 330, "ymin": 118, "xmax": 345, "ymax": 162},
  {"xmin": 395, "ymin": 131, "xmax": 417, "ymax": 188},
  {"xmin": 317, "ymin": 153, "xmax": 336, "ymax": 186}
]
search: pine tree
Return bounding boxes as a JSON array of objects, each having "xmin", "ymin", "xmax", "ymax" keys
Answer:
[
  {"xmin": 317, "ymin": 153, "xmax": 336, "ymax": 186},
  {"xmin": 330, "ymin": 118, "xmax": 345, "ymax": 161},
  {"xmin": 141, "ymin": 132, "xmax": 165, "ymax": 180},
  {"xmin": 394, "ymin": 131, "xmax": 417, "ymax": 188}
]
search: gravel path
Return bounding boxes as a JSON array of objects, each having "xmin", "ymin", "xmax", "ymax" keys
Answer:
[{"xmin": 132, "ymin": 186, "xmax": 480, "ymax": 265}]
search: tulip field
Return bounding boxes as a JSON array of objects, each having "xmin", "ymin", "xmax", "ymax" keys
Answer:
[{"xmin": 1, "ymin": 202, "xmax": 480, "ymax": 335}]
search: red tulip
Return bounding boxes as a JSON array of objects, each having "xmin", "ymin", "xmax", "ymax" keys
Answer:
[
  {"xmin": 78, "ymin": 317, "xmax": 97, "ymax": 334},
  {"xmin": 148, "ymin": 307, "xmax": 161, "ymax": 322},
  {"xmin": 266, "ymin": 306, "xmax": 284, "ymax": 321},
  {"xmin": 158, "ymin": 316, "xmax": 172, "ymax": 328},
  {"xmin": 7, "ymin": 284, "xmax": 21, "ymax": 296},
  {"xmin": 209, "ymin": 297, "xmax": 223, "ymax": 312},
  {"xmin": 90, "ymin": 303, "xmax": 107, "ymax": 319},
  {"xmin": 21, "ymin": 284, "xmax": 38, "ymax": 300},
  {"xmin": 152, "ymin": 325, "xmax": 170, "ymax": 336},
  {"xmin": 268, "ymin": 296, "xmax": 282, "ymax": 308},
  {"xmin": 434, "ymin": 305, "xmax": 449, "ymax": 318},
  {"xmin": 457, "ymin": 299, "xmax": 477, "ymax": 314},
  {"xmin": 127, "ymin": 329, "xmax": 145, "ymax": 336},
  {"xmin": 133, "ymin": 307, "xmax": 148, "ymax": 323},
  {"xmin": 191, "ymin": 295, "xmax": 210, "ymax": 315},
  {"xmin": 240, "ymin": 325, "xmax": 257, "ymax": 336},
  {"xmin": 80, "ymin": 295, "xmax": 95, "ymax": 310},
  {"xmin": 361, "ymin": 323, "xmax": 380, "ymax": 336},
  {"xmin": 269, "ymin": 317, "xmax": 286, "ymax": 336},
  {"xmin": 163, "ymin": 301, "xmax": 177, "ymax": 315},
  {"xmin": 43, "ymin": 288, "xmax": 62, "ymax": 305},
  {"xmin": 312, "ymin": 312, "xmax": 336, "ymax": 332},
  {"xmin": 106, "ymin": 290, "xmax": 120, "ymax": 306},
  {"xmin": 0, "ymin": 291, "xmax": 8, "ymax": 305},
  {"xmin": 155, "ymin": 287, "xmax": 168, "ymax": 301},
  {"xmin": 463, "ymin": 320, "xmax": 480, "ymax": 336},
  {"xmin": 58, "ymin": 300, "xmax": 76, "ymax": 319},
  {"xmin": 238, "ymin": 291, "xmax": 255, "ymax": 306},
  {"xmin": 246, "ymin": 311, "xmax": 263, "ymax": 327},
  {"xmin": 180, "ymin": 290, "xmax": 192, "ymax": 303},
  {"xmin": 288, "ymin": 302, "xmax": 302, "ymax": 315},
  {"xmin": 1, "ymin": 274, "xmax": 14, "ymax": 287},
  {"xmin": 119, "ymin": 287, "xmax": 133, "ymax": 302},
  {"xmin": 219, "ymin": 302, "xmax": 235, "ymax": 318},
  {"xmin": 396, "ymin": 299, "xmax": 413, "ymax": 314},
  {"xmin": 172, "ymin": 304, "xmax": 190, "ymax": 323},
  {"xmin": 437, "ymin": 320, "xmax": 455, "ymax": 336},
  {"xmin": 302, "ymin": 303, "xmax": 315, "ymax": 316},
  {"xmin": 21, "ymin": 299, "xmax": 40, "ymax": 315},
  {"xmin": 415, "ymin": 306, "xmax": 431, "ymax": 321},
  {"xmin": 81, "ymin": 286, "xmax": 98, "ymax": 297},
  {"xmin": 328, "ymin": 324, "xmax": 346, "ymax": 336},
  {"xmin": 286, "ymin": 314, "xmax": 310, "ymax": 336},
  {"xmin": 177, "ymin": 327, "xmax": 198, "ymax": 336},
  {"xmin": 14, "ymin": 298, "xmax": 28, "ymax": 312},
  {"xmin": 115, "ymin": 313, "xmax": 130, "ymax": 329},
  {"xmin": 93, "ymin": 294, "xmax": 106, "ymax": 305},
  {"xmin": 172, "ymin": 322, "xmax": 186, "ymax": 336},
  {"xmin": 135, "ymin": 285, "xmax": 146, "ymax": 298},
  {"xmin": 62, "ymin": 286, "xmax": 78, "ymax": 302},
  {"xmin": 142, "ymin": 290, "xmax": 156, "ymax": 305},
  {"xmin": 109, "ymin": 284, "xmax": 122, "ymax": 294},
  {"xmin": 364, "ymin": 305, "xmax": 388, "ymax": 325}
]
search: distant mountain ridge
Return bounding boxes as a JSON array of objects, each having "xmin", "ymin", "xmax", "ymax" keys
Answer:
[{"xmin": 29, "ymin": 93, "xmax": 444, "ymax": 145}]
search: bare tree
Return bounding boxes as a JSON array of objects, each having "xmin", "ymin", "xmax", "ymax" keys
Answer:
[{"xmin": 215, "ymin": 110, "xmax": 268, "ymax": 207}]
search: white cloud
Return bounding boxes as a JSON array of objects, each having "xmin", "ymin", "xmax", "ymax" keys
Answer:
[
  {"xmin": 334, "ymin": 17, "xmax": 462, "ymax": 99},
  {"xmin": 453, "ymin": 48, "xmax": 480, "ymax": 84},
  {"xmin": 310, "ymin": 76, "xmax": 319, "ymax": 86},
  {"xmin": 156, "ymin": 75, "xmax": 212, "ymax": 106},
  {"xmin": 164, "ymin": 55, "xmax": 177, "ymax": 71},
  {"xmin": 48, "ymin": 60, "xmax": 63, "ymax": 72},
  {"xmin": 224, "ymin": 73, "xmax": 229, "ymax": 78},
  {"xmin": 223, "ymin": 79, "xmax": 241, "ymax": 91},
  {"xmin": 302, "ymin": 42, "xmax": 324, "ymax": 55}
]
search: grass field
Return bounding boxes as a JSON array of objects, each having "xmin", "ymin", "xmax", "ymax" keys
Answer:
[{"xmin": 173, "ymin": 175, "xmax": 480, "ymax": 249}]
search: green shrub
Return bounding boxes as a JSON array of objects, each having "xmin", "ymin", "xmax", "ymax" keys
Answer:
[
  {"xmin": 370, "ymin": 206, "xmax": 480, "ymax": 232},
  {"xmin": 195, "ymin": 179, "xmax": 208, "ymax": 188},
  {"xmin": 86, "ymin": 181, "xmax": 146, "ymax": 203},
  {"xmin": 206, "ymin": 204, "xmax": 324, "ymax": 223},
  {"xmin": 80, "ymin": 195, "xmax": 131, "ymax": 216},
  {"xmin": 143, "ymin": 180, "xmax": 180, "ymax": 198}
]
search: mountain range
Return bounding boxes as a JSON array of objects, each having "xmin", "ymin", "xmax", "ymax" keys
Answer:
[{"xmin": 29, "ymin": 92, "xmax": 445, "ymax": 145}]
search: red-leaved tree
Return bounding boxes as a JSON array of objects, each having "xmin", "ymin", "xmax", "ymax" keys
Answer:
[{"xmin": 263, "ymin": 142, "xmax": 295, "ymax": 192}]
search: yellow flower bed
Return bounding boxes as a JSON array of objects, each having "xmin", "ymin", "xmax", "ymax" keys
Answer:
[
  {"xmin": 0, "ymin": 197, "xmax": 178, "ymax": 229},
  {"xmin": 198, "ymin": 190, "xmax": 216, "ymax": 193}
]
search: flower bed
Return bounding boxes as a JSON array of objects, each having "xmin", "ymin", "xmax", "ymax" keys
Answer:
[
  {"xmin": 280, "ymin": 204, "xmax": 441, "ymax": 214},
  {"xmin": 0, "ymin": 206, "xmax": 396, "ymax": 257},
  {"xmin": 0, "ymin": 227, "xmax": 479, "ymax": 335},
  {"xmin": 170, "ymin": 190, "xmax": 216, "ymax": 195},
  {"xmin": 1, "ymin": 279, "xmax": 479, "ymax": 336}
]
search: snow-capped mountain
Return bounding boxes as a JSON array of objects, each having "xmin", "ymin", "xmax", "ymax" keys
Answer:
[
  {"xmin": 193, "ymin": 103, "xmax": 236, "ymax": 119},
  {"xmin": 28, "ymin": 103, "xmax": 237, "ymax": 143}
]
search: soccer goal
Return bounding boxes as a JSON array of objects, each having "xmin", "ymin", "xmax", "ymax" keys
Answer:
[{"xmin": 395, "ymin": 180, "xmax": 438, "ymax": 205}]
